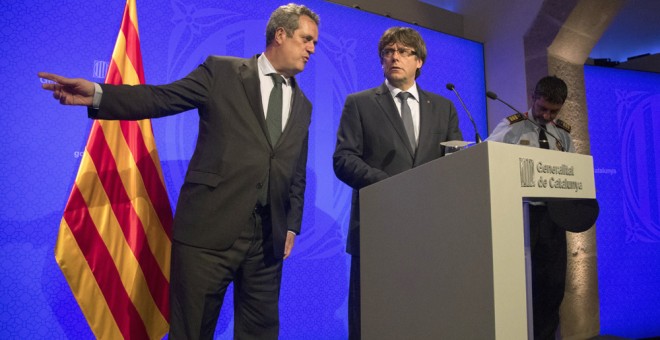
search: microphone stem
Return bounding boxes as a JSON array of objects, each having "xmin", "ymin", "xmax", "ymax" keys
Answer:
[
  {"xmin": 501, "ymin": 100, "xmax": 522, "ymax": 114},
  {"xmin": 451, "ymin": 88, "xmax": 482, "ymax": 143},
  {"xmin": 491, "ymin": 96, "xmax": 565, "ymax": 151}
]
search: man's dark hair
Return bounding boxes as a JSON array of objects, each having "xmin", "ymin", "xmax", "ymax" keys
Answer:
[
  {"xmin": 533, "ymin": 76, "xmax": 568, "ymax": 104},
  {"xmin": 266, "ymin": 3, "xmax": 319, "ymax": 46},
  {"xmin": 378, "ymin": 27, "xmax": 427, "ymax": 79}
]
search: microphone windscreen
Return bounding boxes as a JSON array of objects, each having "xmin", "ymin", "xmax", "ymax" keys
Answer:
[
  {"xmin": 486, "ymin": 91, "xmax": 498, "ymax": 100},
  {"xmin": 445, "ymin": 83, "xmax": 455, "ymax": 91}
]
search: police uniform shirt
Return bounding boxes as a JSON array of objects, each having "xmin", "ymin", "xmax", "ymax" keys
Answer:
[{"xmin": 487, "ymin": 109, "xmax": 575, "ymax": 152}]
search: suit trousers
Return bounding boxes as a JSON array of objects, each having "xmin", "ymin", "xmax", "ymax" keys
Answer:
[
  {"xmin": 169, "ymin": 209, "xmax": 283, "ymax": 340},
  {"xmin": 529, "ymin": 205, "xmax": 567, "ymax": 340},
  {"xmin": 348, "ymin": 255, "xmax": 361, "ymax": 340}
]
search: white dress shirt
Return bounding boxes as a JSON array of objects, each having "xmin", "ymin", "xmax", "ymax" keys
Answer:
[{"xmin": 385, "ymin": 80, "xmax": 420, "ymax": 144}]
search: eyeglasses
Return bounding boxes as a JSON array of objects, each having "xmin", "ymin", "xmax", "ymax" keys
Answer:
[{"xmin": 380, "ymin": 47, "xmax": 417, "ymax": 58}]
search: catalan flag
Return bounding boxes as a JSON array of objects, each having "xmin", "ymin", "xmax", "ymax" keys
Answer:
[{"xmin": 55, "ymin": 0, "xmax": 173, "ymax": 338}]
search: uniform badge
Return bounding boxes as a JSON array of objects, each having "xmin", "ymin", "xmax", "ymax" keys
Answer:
[
  {"xmin": 555, "ymin": 119, "xmax": 571, "ymax": 133},
  {"xmin": 506, "ymin": 113, "xmax": 526, "ymax": 125}
]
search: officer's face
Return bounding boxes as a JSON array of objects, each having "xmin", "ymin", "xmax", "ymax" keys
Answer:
[{"xmin": 532, "ymin": 96, "xmax": 563, "ymax": 125}]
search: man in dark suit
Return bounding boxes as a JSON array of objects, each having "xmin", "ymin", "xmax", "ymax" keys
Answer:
[
  {"xmin": 39, "ymin": 3, "xmax": 319, "ymax": 339},
  {"xmin": 333, "ymin": 27, "xmax": 463, "ymax": 339}
]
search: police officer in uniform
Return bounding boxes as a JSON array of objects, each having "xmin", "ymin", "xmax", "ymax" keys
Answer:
[
  {"xmin": 488, "ymin": 76, "xmax": 573, "ymax": 339},
  {"xmin": 488, "ymin": 76, "xmax": 573, "ymax": 152}
]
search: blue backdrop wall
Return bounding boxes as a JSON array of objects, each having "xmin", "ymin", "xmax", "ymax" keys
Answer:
[
  {"xmin": 2, "ymin": 0, "xmax": 659, "ymax": 338},
  {"xmin": 585, "ymin": 65, "xmax": 660, "ymax": 339},
  {"xmin": 0, "ymin": 0, "xmax": 485, "ymax": 338}
]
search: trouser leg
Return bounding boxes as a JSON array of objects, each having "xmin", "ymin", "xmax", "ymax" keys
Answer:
[
  {"xmin": 530, "ymin": 206, "xmax": 568, "ymax": 340},
  {"xmin": 348, "ymin": 255, "xmax": 361, "ymax": 340},
  {"xmin": 233, "ymin": 210, "xmax": 283, "ymax": 340},
  {"xmin": 169, "ymin": 213, "xmax": 264, "ymax": 339}
]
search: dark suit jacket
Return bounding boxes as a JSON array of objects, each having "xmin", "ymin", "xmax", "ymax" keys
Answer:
[
  {"xmin": 89, "ymin": 55, "xmax": 311, "ymax": 258},
  {"xmin": 333, "ymin": 83, "xmax": 462, "ymax": 255}
]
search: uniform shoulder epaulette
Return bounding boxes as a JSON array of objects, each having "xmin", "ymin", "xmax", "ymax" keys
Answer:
[
  {"xmin": 555, "ymin": 119, "xmax": 571, "ymax": 133},
  {"xmin": 506, "ymin": 113, "xmax": 526, "ymax": 125}
]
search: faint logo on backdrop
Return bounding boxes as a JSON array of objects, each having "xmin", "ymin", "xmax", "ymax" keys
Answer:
[
  {"xmin": 617, "ymin": 90, "xmax": 660, "ymax": 243},
  {"xmin": 93, "ymin": 60, "xmax": 109, "ymax": 79}
]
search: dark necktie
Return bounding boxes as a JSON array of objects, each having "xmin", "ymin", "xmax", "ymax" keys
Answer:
[
  {"xmin": 266, "ymin": 74, "xmax": 284, "ymax": 145},
  {"xmin": 396, "ymin": 92, "xmax": 416, "ymax": 150},
  {"xmin": 538, "ymin": 125, "xmax": 550, "ymax": 149}
]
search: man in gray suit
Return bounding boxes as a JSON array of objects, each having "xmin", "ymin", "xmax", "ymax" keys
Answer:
[
  {"xmin": 333, "ymin": 27, "xmax": 463, "ymax": 339},
  {"xmin": 39, "ymin": 3, "xmax": 319, "ymax": 339}
]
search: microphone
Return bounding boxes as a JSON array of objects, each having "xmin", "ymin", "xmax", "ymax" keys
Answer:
[
  {"xmin": 486, "ymin": 90, "xmax": 565, "ymax": 152},
  {"xmin": 446, "ymin": 83, "xmax": 482, "ymax": 143}
]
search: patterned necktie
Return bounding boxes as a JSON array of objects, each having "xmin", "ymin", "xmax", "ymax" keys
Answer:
[
  {"xmin": 396, "ymin": 92, "xmax": 416, "ymax": 151},
  {"xmin": 538, "ymin": 125, "xmax": 550, "ymax": 149},
  {"xmin": 266, "ymin": 74, "xmax": 284, "ymax": 145}
]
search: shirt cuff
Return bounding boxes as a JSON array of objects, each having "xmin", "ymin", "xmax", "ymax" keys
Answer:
[{"xmin": 92, "ymin": 83, "xmax": 103, "ymax": 109}]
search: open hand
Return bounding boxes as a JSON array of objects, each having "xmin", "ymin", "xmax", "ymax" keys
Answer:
[
  {"xmin": 38, "ymin": 72, "xmax": 95, "ymax": 106},
  {"xmin": 284, "ymin": 232, "xmax": 296, "ymax": 259}
]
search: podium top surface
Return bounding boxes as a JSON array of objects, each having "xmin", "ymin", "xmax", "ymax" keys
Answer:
[{"xmin": 362, "ymin": 141, "xmax": 596, "ymax": 201}]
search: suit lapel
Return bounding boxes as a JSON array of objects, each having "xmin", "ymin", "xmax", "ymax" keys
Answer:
[
  {"xmin": 374, "ymin": 83, "xmax": 415, "ymax": 158},
  {"xmin": 239, "ymin": 56, "xmax": 272, "ymax": 147},
  {"xmin": 280, "ymin": 77, "xmax": 301, "ymax": 146},
  {"xmin": 416, "ymin": 87, "xmax": 434, "ymax": 163}
]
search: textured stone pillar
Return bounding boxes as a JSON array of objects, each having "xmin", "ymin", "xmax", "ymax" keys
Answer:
[
  {"xmin": 547, "ymin": 58, "xmax": 600, "ymax": 339},
  {"xmin": 524, "ymin": 0, "xmax": 626, "ymax": 338}
]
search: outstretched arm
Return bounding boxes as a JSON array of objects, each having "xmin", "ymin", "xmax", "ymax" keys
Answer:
[{"xmin": 38, "ymin": 72, "xmax": 95, "ymax": 106}]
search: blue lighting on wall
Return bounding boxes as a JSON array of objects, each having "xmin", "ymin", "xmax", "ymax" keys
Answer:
[
  {"xmin": 0, "ymin": 0, "xmax": 484, "ymax": 338},
  {"xmin": 585, "ymin": 65, "xmax": 660, "ymax": 339}
]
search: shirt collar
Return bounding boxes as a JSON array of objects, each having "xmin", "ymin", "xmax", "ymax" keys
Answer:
[
  {"xmin": 258, "ymin": 53, "xmax": 291, "ymax": 86},
  {"xmin": 385, "ymin": 79, "xmax": 419, "ymax": 101}
]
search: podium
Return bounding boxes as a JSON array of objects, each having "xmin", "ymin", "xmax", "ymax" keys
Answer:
[{"xmin": 360, "ymin": 141, "xmax": 596, "ymax": 339}]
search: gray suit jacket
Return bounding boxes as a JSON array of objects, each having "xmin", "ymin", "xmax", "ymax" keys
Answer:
[
  {"xmin": 89, "ymin": 55, "xmax": 311, "ymax": 258},
  {"xmin": 333, "ymin": 83, "xmax": 462, "ymax": 255}
]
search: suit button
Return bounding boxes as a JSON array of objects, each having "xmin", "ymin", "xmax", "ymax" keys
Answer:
[{"xmin": 256, "ymin": 183, "xmax": 263, "ymax": 189}]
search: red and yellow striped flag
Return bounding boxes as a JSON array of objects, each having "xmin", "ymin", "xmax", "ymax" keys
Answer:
[{"xmin": 55, "ymin": 0, "xmax": 173, "ymax": 338}]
